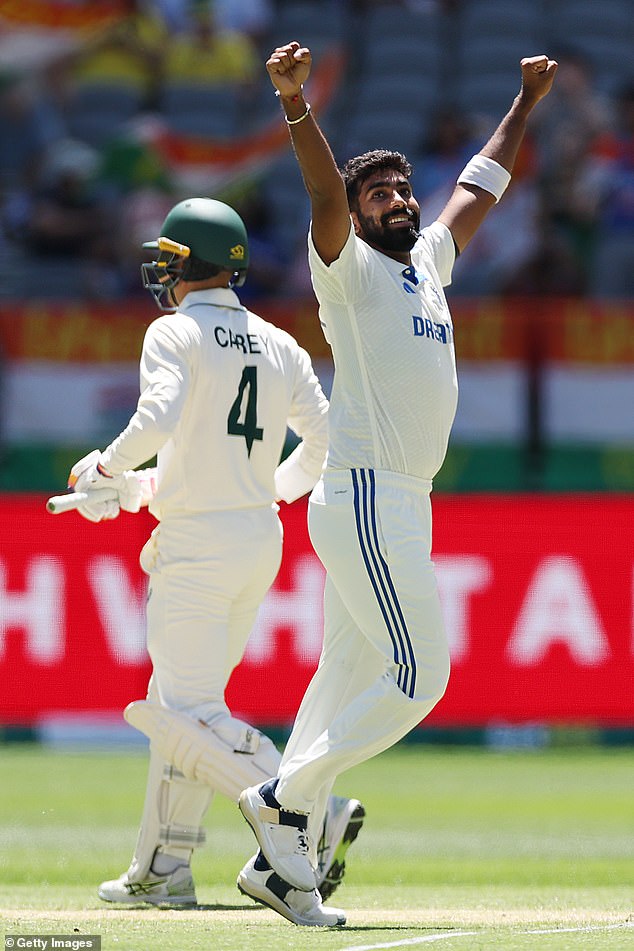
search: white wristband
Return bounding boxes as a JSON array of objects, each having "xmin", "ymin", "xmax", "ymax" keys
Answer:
[{"xmin": 457, "ymin": 155, "xmax": 511, "ymax": 203}]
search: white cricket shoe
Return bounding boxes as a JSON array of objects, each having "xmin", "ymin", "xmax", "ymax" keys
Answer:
[
  {"xmin": 98, "ymin": 866, "xmax": 197, "ymax": 906},
  {"xmin": 317, "ymin": 797, "xmax": 366, "ymax": 901},
  {"xmin": 237, "ymin": 853, "xmax": 346, "ymax": 927},
  {"xmin": 238, "ymin": 780, "xmax": 316, "ymax": 892}
]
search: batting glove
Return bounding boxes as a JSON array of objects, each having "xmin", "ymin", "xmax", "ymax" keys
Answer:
[
  {"xmin": 68, "ymin": 450, "xmax": 145, "ymax": 522},
  {"xmin": 76, "ymin": 493, "xmax": 120, "ymax": 523}
]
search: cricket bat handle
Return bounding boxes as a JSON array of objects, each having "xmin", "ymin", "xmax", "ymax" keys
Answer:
[{"xmin": 46, "ymin": 488, "xmax": 118, "ymax": 514}]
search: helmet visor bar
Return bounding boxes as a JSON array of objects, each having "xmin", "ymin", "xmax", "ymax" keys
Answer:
[
  {"xmin": 141, "ymin": 239, "xmax": 190, "ymax": 311},
  {"xmin": 157, "ymin": 236, "xmax": 191, "ymax": 258}
]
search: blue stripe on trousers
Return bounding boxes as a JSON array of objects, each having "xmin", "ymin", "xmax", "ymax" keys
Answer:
[{"xmin": 351, "ymin": 469, "xmax": 417, "ymax": 698}]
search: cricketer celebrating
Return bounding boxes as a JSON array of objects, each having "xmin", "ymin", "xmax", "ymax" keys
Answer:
[
  {"xmin": 66, "ymin": 197, "xmax": 364, "ymax": 925},
  {"xmin": 237, "ymin": 43, "xmax": 558, "ymax": 915}
]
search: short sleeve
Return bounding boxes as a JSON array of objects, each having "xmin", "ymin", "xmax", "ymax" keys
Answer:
[
  {"xmin": 417, "ymin": 221, "xmax": 456, "ymax": 287},
  {"xmin": 308, "ymin": 218, "xmax": 369, "ymax": 303}
]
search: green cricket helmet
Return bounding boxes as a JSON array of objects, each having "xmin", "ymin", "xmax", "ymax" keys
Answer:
[{"xmin": 141, "ymin": 197, "xmax": 249, "ymax": 310}]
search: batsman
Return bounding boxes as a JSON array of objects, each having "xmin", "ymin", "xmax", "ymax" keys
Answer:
[{"xmin": 61, "ymin": 197, "xmax": 364, "ymax": 925}]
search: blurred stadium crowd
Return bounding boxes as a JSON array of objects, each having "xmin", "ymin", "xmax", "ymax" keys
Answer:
[{"xmin": 0, "ymin": 0, "xmax": 632, "ymax": 305}]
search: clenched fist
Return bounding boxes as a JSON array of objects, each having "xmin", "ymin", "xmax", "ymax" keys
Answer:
[
  {"xmin": 519, "ymin": 55, "xmax": 558, "ymax": 103},
  {"xmin": 266, "ymin": 41, "xmax": 312, "ymax": 99}
]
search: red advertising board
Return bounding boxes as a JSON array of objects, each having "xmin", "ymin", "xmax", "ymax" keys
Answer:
[{"xmin": 0, "ymin": 493, "xmax": 632, "ymax": 727}]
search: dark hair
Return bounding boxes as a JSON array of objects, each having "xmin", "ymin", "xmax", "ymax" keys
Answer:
[
  {"xmin": 341, "ymin": 149, "xmax": 413, "ymax": 209},
  {"xmin": 181, "ymin": 255, "xmax": 225, "ymax": 282}
]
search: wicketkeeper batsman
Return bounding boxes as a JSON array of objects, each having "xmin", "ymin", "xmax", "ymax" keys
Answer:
[{"xmin": 63, "ymin": 197, "xmax": 364, "ymax": 925}]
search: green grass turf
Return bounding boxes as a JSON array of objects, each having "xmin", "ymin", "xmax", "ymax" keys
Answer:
[{"xmin": 0, "ymin": 744, "xmax": 632, "ymax": 950}]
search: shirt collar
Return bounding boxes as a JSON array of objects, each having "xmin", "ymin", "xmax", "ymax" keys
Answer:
[
  {"xmin": 179, "ymin": 287, "xmax": 246, "ymax": 311},
  {"xmin": 401, "ymin": 264, "xmax": 419, "ymax": 286}
]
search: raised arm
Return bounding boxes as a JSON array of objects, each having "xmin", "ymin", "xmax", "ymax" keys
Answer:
[
  {"xmin": 438, "ymin": 55, "xmax": 558, "ymax": 254},
  {"xmin": 266, "ymin": 41, "xmax": 351, "ymax": 265}
]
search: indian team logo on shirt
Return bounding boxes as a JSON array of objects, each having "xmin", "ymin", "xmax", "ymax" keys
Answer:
[
  {"xmin": 402, "ymin": 266, "xmax": 444, "ymax": 310},
  {"xmin": 401, "ymin": 265, "xmax": 418, "ymax": 293}
]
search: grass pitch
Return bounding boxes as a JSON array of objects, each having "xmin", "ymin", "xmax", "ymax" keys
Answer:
[{"xmin": 0, "ymin": 742, "xmax": 632, "ymax": 950}]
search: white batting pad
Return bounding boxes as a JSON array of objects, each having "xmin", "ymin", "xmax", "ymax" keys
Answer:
[{"xmin": 125, "ymin": 700, "xmax": 281, "ymax": 801}]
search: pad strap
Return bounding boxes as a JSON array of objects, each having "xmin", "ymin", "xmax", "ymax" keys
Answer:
[
  {"xmin": 159, "ymin": 823, "xmax": 206, "ymax": 848},
  {"xmin": 158, "ymin": 764, "xmax": 207, "ymax": 846}
]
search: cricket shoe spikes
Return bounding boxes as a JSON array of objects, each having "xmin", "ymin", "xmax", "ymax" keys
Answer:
[
  {"xmin": 237, "ymin": 852, "xmax": 346, "ymax": 927},
  {"xmin": 317, "ymin": 797, "xmax": 366, "ymax": 901},
  {"xmin": 238, "ymin": 780, "xmax": 317, "ymax": 892},
  {"xmin": 97, "ymin": 865, "xmax": 197, "ymax": 906}
]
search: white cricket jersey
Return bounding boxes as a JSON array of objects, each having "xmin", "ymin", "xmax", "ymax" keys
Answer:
[
  {"xmin": 100, "ymin": 287, "xmax": 328, "ymax": 517},
  {"xmin": 308, "ymin": 219, "xmax": 458, "ymax": 481}
]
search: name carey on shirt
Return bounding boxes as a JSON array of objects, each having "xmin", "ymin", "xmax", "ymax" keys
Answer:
[{"xmin": 214, "ymin": 325, "xmax": 270, "ymax": 354}]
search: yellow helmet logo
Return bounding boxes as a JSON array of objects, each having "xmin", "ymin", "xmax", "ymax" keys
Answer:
[{"xmin": 230, "ymin": 244, "xmax": 245, "ymax": 261}]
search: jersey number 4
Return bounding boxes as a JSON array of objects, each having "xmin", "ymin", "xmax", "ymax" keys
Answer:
[{"xmin": 227, "ymin": 366, "xmax": 263, "ymax": 456}]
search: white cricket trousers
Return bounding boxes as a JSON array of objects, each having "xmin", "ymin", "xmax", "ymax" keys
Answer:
[
  {"xmin": 276, "ymin": 468, "xmax": 451, "ymax": 816},
  {"xmin": 126, "ymin": 505, "xmax": 283, "ymax": 880},
  {"xmin": 142, "ymin": 505, "xmax": 283, "ymax": 721}
]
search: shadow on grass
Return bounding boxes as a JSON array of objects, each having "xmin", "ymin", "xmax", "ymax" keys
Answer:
[
  {"xmin": 94, "ymin": 901, "xmax": 264, "ymax": 912},
  {"xmin": 329, "ymin": 926, "xmax": 468, "ymax": 933}
]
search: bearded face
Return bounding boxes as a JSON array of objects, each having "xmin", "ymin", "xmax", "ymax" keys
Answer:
[
  {"xmin": 355, "ymin": 206, "xmax": 420, "ymax": 252},
  {"xmin": 352, "ymin": 168, "xmax": 421, "ymax": 257}
]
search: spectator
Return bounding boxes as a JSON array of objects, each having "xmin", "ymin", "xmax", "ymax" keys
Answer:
[
  {"xmin": 532, "ymin": 46, "xmax": 613, "ymax": 165},
  {"xmin": 410, "ymin": 106, "xmax": 481, "ymax": 225},
  {"xmin": 163, "ymin": 3, "xmax": 258, "ymax": 88},
  {"xmin": 411, "ymin": 107, "xmax": 542, "ymax": 295},
  {"xmin": 530, "ymin": 45, "xmax": 614, "ymax": 293},
  {"xmin": 586, "ymin": 80, "xmax": 634, "ymax": 298},
  {"xmin": 451, "ymin": 135, "xmax": 542, "ymax": 295},
  {"xmin": 16, "ymin": 138, "xmax": 122, "ymax": 296},
  {"xmin": 71, "ymin": 0, "xmax": 169, "ymax": 110},
  {"xmin": 0, "ymin": 74, "xmax": 62, "ymax": 190},
  {"xmin": 230, "ymin": 189, "xmax": 287, "ymax": 301},
  {"xmin": 152, "ymin": 0, "xmax": 194, "ymax": 32},
  {"xmin": 211, "ymin": 0, "xmax": 274, "ymax": 47},
  {"xmin": 22, "ymin": 139, "xmax": 109, "ymax": 258},
  {"xmin": 500, "ymin": 205, "xmax": 582, "ymax": 296},
  {"xmin": 96, "ymin": 122, "xmax": 177, "ymax": 294}
]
